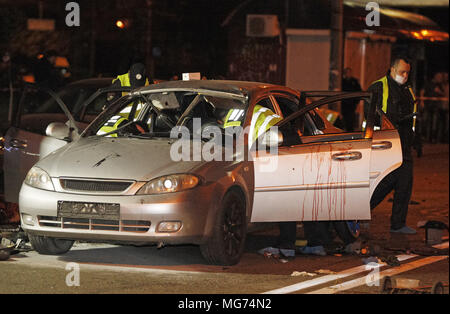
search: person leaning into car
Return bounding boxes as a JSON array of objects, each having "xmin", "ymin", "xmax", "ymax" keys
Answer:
[
  {"xmin": 367, "ymin": 56, "xmax": 418, "ymax": 234},
  {"xmin": 109, "ymin": 62, "xmax": 152, "ymax": 100}
]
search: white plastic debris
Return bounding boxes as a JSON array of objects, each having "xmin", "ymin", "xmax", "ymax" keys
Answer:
[{"xmin": 291, "ymin": 271, "xmax": 317, "ymax": 277}]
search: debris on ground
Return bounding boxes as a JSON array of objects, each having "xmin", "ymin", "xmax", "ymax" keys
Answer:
[
  {"xmin": 257, "ymin": 247, "xmax": 295, "ymax": 262},
  {"xmin": 316, "ymin": 269, "xmax": 337, "ymax": 274},
  {"xmin": 379, "ymin": 255, "xmax": 400, "ymax": 267},
  {"xmin": 0, "ymin": 230, "xmax": 32, "ymax": 261},
  {"xmin": 344, "ymin": 241, "xmax": 361, "ymax": 254},
  {"xmin": 297, "ymin": 245, "xmax": 327, "ymax": 256},
  {"xmin": 279, "ymin": 248, "xmax": 295, "ymax": 258},
  {"xmin": 291, "ymin": 271, "xmax": 317, "ymax": 277}
]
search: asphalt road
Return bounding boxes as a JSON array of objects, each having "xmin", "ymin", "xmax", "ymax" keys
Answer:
[{"xmin": 0, "ymin": 144, "xmax": 448, "ymax": 299}]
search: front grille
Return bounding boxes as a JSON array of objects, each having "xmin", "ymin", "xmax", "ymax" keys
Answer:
[
  {"xmin": 38, "ymin": 216, "xmax": 151, "ymax": 233},
  {"xmin": 60, "ymin": 179, "xmax": 133, "ymax": 192}
]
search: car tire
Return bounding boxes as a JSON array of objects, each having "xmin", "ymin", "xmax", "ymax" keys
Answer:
[
  {"xmin": 200, "ymin": 189, "xmax": 247, "ymax": 266},
  {"xmin": 28, "ymin": 234, "xmax": 74, "ymax": 255},
  {"xmin": 333, "ymin": 220, "xmax": 361, "ymax": 244}
]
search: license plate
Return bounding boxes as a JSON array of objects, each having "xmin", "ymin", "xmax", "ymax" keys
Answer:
[{"xmin": 58, "ymin": 201, "xmax": 120, "ymax": 220}]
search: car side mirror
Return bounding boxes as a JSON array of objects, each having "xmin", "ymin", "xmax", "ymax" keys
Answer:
[
  {"xmin": 259, "ymin": 128, "xmax": 283, "ymax": 148},
  {"xmin": 46, "ymin": 122, "xmax": 72, "ymax": 141}
]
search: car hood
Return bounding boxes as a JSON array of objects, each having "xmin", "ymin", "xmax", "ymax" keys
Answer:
[{"xmin": 37, "ymin": 136, "xmax": 205, "ymax": 181}]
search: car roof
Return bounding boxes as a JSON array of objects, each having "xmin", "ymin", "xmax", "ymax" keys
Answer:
[{"xmin": 136, "ymin": 80, "xmax": 299, "ymax": 98}]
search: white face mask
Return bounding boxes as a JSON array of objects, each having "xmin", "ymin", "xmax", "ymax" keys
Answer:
[{"xmin": 394, "ymin": 74, "xmax": 407, "ymax": 85}]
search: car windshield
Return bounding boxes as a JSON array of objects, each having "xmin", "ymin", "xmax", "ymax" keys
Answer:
[{"xmin": 83, "ymin": 90, "xmax": 248, "ymax": 140}]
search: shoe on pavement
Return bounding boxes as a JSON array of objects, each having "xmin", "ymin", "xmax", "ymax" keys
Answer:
[
  {"xmin": 299, "ymin": 245, "xmax": 326, "ymax": 256},
  {"xmin": 390, "ymin": 226, "xmax": 417, "ymax": 234}
]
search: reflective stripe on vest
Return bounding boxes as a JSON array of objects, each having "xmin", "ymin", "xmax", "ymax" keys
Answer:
[
  {"xmin": 223, "ymin": 109, "xmax": 245, "ymax": 128},
  {"xmin": 97, "ymin": 116, "xmax": 128, "ymax": 137},
  {"xmin": 373, "ymin": 76, "xmax": 390, "ymax": 113},
  {"xmin": 249, "ymin": 105, "xmax": 282, "ymax": 145},
  {"xmin": 408, "ymin": 86, "xmax": 417, "ymax": 130}
]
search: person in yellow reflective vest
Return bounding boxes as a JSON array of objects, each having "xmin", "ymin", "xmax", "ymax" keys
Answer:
[
  {"xmin": 99, "ymin": 63, "xmax": 151, "ymax": 136},
  {"xmin": 223, "ymin": 105, "xmax": 282, "ymax": 146},
  {"xmin": 111, "ymin": 63, "xmax": 151, "ymax": 95},
  {"xmin": 367, "ymin": 56, "xmax": 418, "ymax": 234}
]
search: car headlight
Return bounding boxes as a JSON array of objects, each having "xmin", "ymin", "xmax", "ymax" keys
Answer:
[
  {"xmin": 24, "ymin": 167, "xmax": 55, "ymax": 191},
  {"xmin": 136, "ymin": 174, "xmax": 199, "ymax": 195}
]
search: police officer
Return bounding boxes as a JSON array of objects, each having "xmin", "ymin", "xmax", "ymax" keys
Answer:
[
  {"xmin": 368, "ymin": 56, "xmax": 418, "ymax": 234},
  {"xmin": 111, "ymin": 63, "xmax": 151, "ymax": 96}
]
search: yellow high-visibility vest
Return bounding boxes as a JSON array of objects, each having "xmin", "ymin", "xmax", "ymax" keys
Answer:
[
  {"xmin": 248, "ymin": 105, "xmax": 282, "ymax": 145},
  {"xmin": 112, "ymin": 73, "xmax": 150, "ymax": 96},
  {"xmin": 371, "ymin": 76, "xmax": 417, "ymax": 130},
  {"xmin": 223, "ymin": 105, "xmax": 282, "ymax": 144},
  {"xmin": 96, "ymin": 115, "xmax": 128, "ymax": 137},
  {"xmin": 223, "ymin": 109, "xmax": 245, "ymax": 128}
]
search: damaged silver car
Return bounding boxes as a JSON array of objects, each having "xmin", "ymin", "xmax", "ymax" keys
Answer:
[{"xmin": 18, "ymin": 80, "xmax": 402, "ymax": 265}]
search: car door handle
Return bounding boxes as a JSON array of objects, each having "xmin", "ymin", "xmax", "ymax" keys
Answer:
[
  {"xmin": 371, "ymin": 141, "xmax": 392, "ymax": 150},
  {"xmin": 10, "ymin": 138, "xmax": 28, "ymax": 149},
  {"xmin": 332, "ymin": 151, "xmax": 362, "ymax": 161}
]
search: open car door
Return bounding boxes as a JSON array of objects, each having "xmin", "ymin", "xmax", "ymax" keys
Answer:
[
  {"xmin": 250, "ymin": 91, "xmax": 402, "ymax": 223},
  {"xmin": 3, "ymin": 85, "xmax": 130, "ymax": 203}
]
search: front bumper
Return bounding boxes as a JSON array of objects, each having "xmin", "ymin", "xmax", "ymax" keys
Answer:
[{"xmin": 19, "ymin": 182, "xmax": 219, "ymax": 245}]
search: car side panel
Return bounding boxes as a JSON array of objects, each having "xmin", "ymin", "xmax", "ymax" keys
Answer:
[
  {"xmin": 251, "ymin": 139, "xmax": 372, "ymax": 222},
  {"xmin": 369, "ymin": 129, "xmax": 402, "ymax": 196}
]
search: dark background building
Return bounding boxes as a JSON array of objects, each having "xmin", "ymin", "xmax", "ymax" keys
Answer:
[{"xmin": 0, "ymin": 0, "xmax": 448, "ymax": 84}]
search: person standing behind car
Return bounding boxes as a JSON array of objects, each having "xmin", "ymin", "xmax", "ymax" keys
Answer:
[
  {"xmin": 368, "ymin": 56, "xmax": 418, "ymax": 234},
  {"xmin": 341, "ymin": 67, "xmax": 362, "ymax": 131}
]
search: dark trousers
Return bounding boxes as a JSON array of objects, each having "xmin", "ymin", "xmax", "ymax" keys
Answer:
[
  {"xmin": 278, "ymin": 222, "xmax": 297, "ymax": 248},
  {"xmin": 278, "ymin": 221, "xmax": 331, "ymax": 248},
  {"xmin": 302, "ymin": 221, "xmax": 332, "ymax": 247},
  {"xmin": 370, "ymin": 159, "xmax": 414, "ymax": 230}
]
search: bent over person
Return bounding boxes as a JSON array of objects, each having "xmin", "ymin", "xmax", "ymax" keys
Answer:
[
  {"xmin": 111, "ymin": 62, "xmax": 152, "ymax": 97},
  {"xmin": 368, "ymin": 56, "xmax": 418, "ymax": 234}
]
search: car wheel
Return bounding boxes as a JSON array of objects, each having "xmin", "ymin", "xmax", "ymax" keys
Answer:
[
  {"xmin": 200, "ymin": 190, "xmax": 247, "ymax": 266},
  {"xmin": 28, "ymin": 234, "xmax": 74, "ymax": 255},
  {"xmin": 333, "ymin": 220, "xmax": 361, "ymax": 244}
]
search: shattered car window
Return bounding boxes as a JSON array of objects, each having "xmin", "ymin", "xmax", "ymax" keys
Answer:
[{"xmin": 86, "ymin": 91, "xmax": 247, "ymax": 139}]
